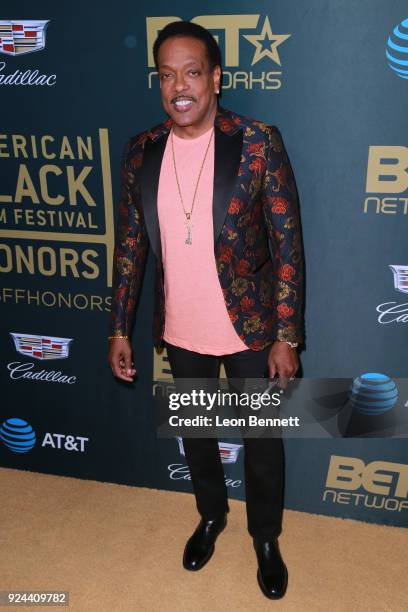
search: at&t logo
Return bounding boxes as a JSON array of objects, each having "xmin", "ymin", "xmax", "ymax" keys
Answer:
[{"xmin": 0, "ymin": 417, "xmax": 89, "ymax": 454}]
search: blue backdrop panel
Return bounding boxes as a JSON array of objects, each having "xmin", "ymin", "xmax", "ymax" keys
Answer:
[{"xmin": 1, "ymin": 0, "xmax": 407, "ymax": 528}]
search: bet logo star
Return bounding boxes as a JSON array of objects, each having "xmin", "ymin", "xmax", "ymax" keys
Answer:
[{"xmin": 244, "ymin": 16, "xmax": 291, "ymax": 66}]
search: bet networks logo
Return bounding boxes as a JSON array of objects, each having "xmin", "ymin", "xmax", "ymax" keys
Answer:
[
  {"xmin": 153, "ymin": 347, "xmax": 227, "ymax": 392},
  {"xmin": 152, "ymin": 347, "xmax": 229, "ymax": 404},
  {"xmin": 146, "ymin": 15, "xmax": 291, "ymax": 90},
  {"xmin": 363, "ymin": 146, "xmax": 408, "ymax": 216},
  {"xmin": 376, "ymin": 265, "xmax": 408, "ymax": 324},
  {"xmin": 323, "ymin": 454, "xmax": 408, "ymax": 513}
]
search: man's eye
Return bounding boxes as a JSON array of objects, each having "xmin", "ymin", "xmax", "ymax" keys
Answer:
[
  {"xmin": 160, "ymin": 73, "xmax": 171, "ymax": 79},
  {"xmin": 189, "ymin": 70, "xmax": 199, "ymax": 76}
]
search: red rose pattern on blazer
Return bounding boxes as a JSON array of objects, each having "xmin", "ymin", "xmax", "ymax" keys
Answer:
[{"xmin": 109, "ymin": 106, "xmax": 304, "ymax": 351}]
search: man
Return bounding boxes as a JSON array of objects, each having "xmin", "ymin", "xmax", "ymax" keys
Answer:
[{"xmin": 108, "ymin": 21, "xmax": 304, "ymax": 600}]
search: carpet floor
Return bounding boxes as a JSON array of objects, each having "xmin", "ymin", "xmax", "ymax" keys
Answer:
[{"xmin": 1, "ymin": 467, "xmax": 406, "ymax": 611}]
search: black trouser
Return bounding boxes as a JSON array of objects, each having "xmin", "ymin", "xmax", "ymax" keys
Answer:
[{"xmin": 165, "ymin": 341, "xmax": 284, "ymax": 540}]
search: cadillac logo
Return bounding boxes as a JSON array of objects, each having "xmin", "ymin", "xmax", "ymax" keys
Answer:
[
  {"xmin": 389, "ymin": 265, "xmax": 408, "ymax": 294},
  {"xmin": 0, "ymin": 20, "xmax": 49, "ymax": 56},
  {"xmin": 176, "ymin": 436, "xmax": 243, "ymax": 464},
  {"xmin": 10, "ymin": 332, "xmax": 73, "ymax": 360}
]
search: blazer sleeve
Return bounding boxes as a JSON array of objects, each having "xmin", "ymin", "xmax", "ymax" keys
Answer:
[
  {"xmin": 262, "ymin": 125, "xmax": 304, "ymax": 345},
  {"xmin": 108, "ymin": 138, "xmax": 149, "ymax": 338}
]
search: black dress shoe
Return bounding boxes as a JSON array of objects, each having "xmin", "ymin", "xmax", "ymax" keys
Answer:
[
  {"xmin": 253, "ymin": 537, "xmax": 288, "ymax": 599},
  {"xmin": 183, "ymin": 513, "xmax": 227, "ymax": 571}
]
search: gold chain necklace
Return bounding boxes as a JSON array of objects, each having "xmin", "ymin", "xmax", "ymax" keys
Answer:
[{"xmin": 170, "ymin": 126, "xmax": 214, "ymax": 245}]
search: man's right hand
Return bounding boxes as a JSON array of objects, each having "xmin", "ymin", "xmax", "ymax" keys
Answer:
[{"xmin": 108, "ymin": 338, "xmax": 136, "ymax": 382}]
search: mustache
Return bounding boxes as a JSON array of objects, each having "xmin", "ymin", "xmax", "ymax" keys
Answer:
[{"xmin": 171, "ymin": 96, "xmax": 196, "ymax": 104}]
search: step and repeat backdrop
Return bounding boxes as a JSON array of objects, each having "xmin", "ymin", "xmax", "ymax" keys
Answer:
[{"xmin": 1, "ymin": 1, "xmax": 407, "ymax": 528}]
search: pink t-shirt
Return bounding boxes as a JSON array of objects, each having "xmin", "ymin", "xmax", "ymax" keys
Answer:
[{"xmin": 157, "ymin": 126, "xmax": 248, "ymax": 355}]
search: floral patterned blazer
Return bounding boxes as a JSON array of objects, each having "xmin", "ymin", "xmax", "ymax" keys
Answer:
[{"xmin": 109, "ymin": 106, "xmax": 304, "ymax": 351}]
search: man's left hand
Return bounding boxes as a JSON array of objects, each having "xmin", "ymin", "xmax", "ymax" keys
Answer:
[{"xmin": 268, "ymin": 340, "xmax": 299, "ymax": 388}]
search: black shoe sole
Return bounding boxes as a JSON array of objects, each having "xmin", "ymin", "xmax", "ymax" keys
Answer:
[{"xmin": 256, "ymin": 566, "xmax": 288, "ymax": 599}]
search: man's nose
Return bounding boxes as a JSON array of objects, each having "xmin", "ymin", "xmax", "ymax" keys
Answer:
[{"xmin": 174, "ymin": 73, "xmax": 188, "ymax": 91}]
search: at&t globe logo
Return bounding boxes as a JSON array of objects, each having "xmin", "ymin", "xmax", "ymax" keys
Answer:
[
  {"xmin": 0, "ymin": 417, "xmax": 36, "ymax": 453},
  {"xmin": 386, "ymin": 18, "xmax": 408, "ymax": 79},
  {"xmin": 350, "ymin": 373, "xmax": 398, "ymax": 415}
]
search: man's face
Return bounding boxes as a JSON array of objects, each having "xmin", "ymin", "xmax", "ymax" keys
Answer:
[{"xmin": 157, "ymin": 36, "xmax": 221, "ymax": 130}]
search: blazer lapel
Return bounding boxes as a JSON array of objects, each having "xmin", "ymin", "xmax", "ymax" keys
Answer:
[
  {"xmin": 140, "ymin": 131, "xmax": 169, "ymax": 262},
  {"xmin": 213, "ymin": 124, "xmax": 243, "ymax": 245}
]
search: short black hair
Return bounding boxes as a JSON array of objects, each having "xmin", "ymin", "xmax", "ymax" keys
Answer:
[{"xmin": 153, "ymin": 21, "xmax": 222, "ymax": 71}]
